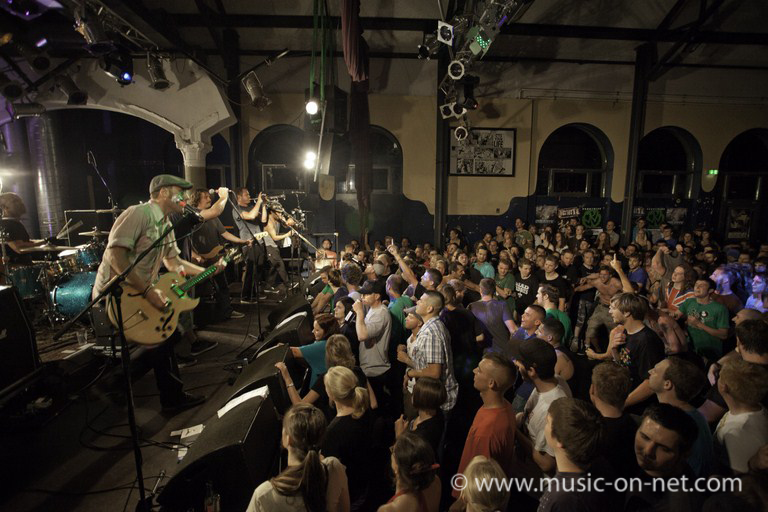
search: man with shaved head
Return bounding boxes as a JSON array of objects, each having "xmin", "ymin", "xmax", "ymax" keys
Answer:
[
  {"xmin": 452, "ymin": 352, "xmax": 518, "ymax": 502},
  {"xmin": 402, "ymin": 290, "xmax": 458, "ymax": 416}
]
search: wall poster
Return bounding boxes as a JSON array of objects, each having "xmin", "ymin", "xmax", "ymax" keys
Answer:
[{"xmin": 450, "ymin": 128, "xmax": 516, "ymax": 176}]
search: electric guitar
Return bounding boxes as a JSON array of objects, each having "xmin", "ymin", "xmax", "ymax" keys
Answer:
[
  {"xmin": 107, "ymin": 247, "xmax": 243, "ymax": 345},
  {"xmin": 197, "ymin": 231, "xmax": 269, "ymax": 261}
]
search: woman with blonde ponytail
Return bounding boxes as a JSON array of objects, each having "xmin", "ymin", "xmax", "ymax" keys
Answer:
[
  {"xmin": 322, "ymin": 366, "xmax": 374, "ymax": 510},
  {"xmin": 246, "ymin": 403, "xmax": 350, "ymax": 512}
]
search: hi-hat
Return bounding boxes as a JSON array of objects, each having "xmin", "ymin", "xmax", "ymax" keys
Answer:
[
  {"xmin": 79, "ymin": 229, "xmax": 111, "ymax": 237},
  {"xmin": 20, "ymin": 243, "xmax": 79, "ymax": 252}
]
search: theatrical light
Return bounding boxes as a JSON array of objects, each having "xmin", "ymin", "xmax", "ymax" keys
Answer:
[
  {"xmin": 437, "ymin": 21, "xmax": 454, "ymax": 45},
  {"xmin": 146, "ymin": 53, "xmax": 170, "ymax": 90},
  {"xmin": 242, "ymin": 71, "xmax": 271, "ymax": 110},
  {"xmin": 303, "ymin": 150, "xmax": 317, "ymax": 171},
  {"xmin": 454, "ymin": 125, "xmax": 468, "ymax": 141},
  {"xmin": 0, "ymin": 72, "xmax": 23, "ymax": 101},
  {"xmin": 74, "ymin": 10, "xmax": 114, "ymax": 55},
  {"xmin": 35, "ymin": 37, "xmax": 47, "ymax": 48},
  {"xmin": 439, "ymin": 103, "xmax": 455, "ymax": 119},
  {"xmin": 100, "ymin": 49, "xmax": 133, "ymax": 85},
  {"xmin": 417, "ymin": 33, "xmax": 440, "ymax": 60},
  {"xmin": 458, "ymin": 75, "xmax": 479, "ymax": 110},
  {"xmin": 6, "ymin": 102, "xmax": 46, "ymax": 119},
  {"xmin": 305, "ymin": 99, "xmax": 319, "ymax": 115},
  {"xmin": 57, "ymin": 75, "xmax": 87, "ymax": 105},
  {"xmin": 448, "ymin": 60, "xmax": 465, "ymax": 81},
  {"xmin": 12, "ymin": 40, "xmax": 49, "ymax": 71}
]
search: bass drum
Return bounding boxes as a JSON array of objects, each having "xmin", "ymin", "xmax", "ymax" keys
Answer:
[{"xmin": 50, "ymin": 271, "xmax": 97, "ymax": 318}]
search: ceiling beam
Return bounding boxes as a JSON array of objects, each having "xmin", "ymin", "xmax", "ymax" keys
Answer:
[
  {"xmin": 96, "ymin": 0, "xmax": 197, "ymax": 52},
  {"xmin": 167, "ymin": 14, "xmax": 768, "ymax": 45}
]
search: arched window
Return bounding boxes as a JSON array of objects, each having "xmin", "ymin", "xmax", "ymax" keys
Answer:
[
  {"xmin": 336, "ymin": 125, "xmax": 403, "ymax": 195},
  {"xmin": 719, "ymin": 129, "xmax": 768, "ymax": 201},
  {"xmin": 637, "ymin": 127, "xmax": 700, "ymax": 198},
  {"xmin": 536, "ymin": 124, "xmax": 612, "ymax": 197},
  {"xmin": 248, "ymin": 124, "xmax": 306, "ymax": 192}
]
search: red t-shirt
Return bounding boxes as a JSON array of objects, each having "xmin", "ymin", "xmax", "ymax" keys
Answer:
[{"xmin": 452, "ymin": 401, "xmax": 516, "ymax": 498}]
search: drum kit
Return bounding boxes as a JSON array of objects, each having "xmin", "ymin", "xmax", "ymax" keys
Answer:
[{"xmin": 1, "ymin": 222, "xmax": 112, "ymax": 325}]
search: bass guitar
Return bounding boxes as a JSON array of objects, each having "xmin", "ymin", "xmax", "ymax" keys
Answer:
[
  {"xmin": 107, "ymin": 247, "xmax": 242, "ymax": 345},
  {"xmin": 196, "ymin": 231, "xmax": 269, "ymax": 261}
]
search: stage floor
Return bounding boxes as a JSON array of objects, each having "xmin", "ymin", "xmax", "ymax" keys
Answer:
[{"xmin": 0, "ymin": 291, "xmax": 279, "ymax": 512}]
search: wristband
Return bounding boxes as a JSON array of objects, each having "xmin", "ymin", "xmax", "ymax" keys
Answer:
[{"xmin": 286, "ymin": 382, "xmax": 295, "ymax": 388}]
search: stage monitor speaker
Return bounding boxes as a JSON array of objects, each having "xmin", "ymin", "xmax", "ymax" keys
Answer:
[
  {"xmin": 268, "ymin": 294, "xmax": 312, "ymax": 329},
  {"xmin": 0, "ymin": 286, "xmax": 40, "ymax": 394},
  {"xmin": 157, "ymin": 393, "xmax": 281, "ymax": 512},
  {"xmin": 303, "ymin": 269, "xmax": 326, "ymax": 298},
  {"xmin": 229, "ymin": 343, "xmax": 296, "ymax": 414},
  {"xmin": 263, "ymin": 310, "xmax": 314, "ymax": 351}
]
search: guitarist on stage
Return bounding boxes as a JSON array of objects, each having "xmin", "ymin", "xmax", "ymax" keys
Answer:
[
  {"xmin": 189, "ymin": 188, "xmax": 251, "ymax": 322},
  {"xmin": 92, "ymin": 174, "xmax": 225, "ymax": 413}
]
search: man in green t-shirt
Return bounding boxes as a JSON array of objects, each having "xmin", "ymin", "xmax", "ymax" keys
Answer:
[
  {"xmin": 536, "ymin": 284, "xmax": 573, "ymax": 344},
  {"xmin": 494, "ymin": 259, "xmax": 516, "ymax": 312},
  {"xmin": 386, "ymin": 274, "xmax": 414, "ymax": 348},
  {"xmin": 675, "ymin": 278, "xmax": 729, "ymax": 361}
]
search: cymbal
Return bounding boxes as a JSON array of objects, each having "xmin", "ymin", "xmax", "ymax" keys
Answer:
[
  {"xmin": 65, "ymin": 208, "xmax": 124, "ymax": 214},
  {"xmin": 20, "ymin": 243, "xmax": 79, "ymax": 253},
  {"xmin": 95, "ymin": 208, "xmax": 123, "ymax": 214},
  {"xmin": 79, "ymin": 229, "xmax": 111, "ymax": 237}
]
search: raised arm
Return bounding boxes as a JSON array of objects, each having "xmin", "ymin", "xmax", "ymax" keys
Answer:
[{"xmin": 387, "ymin": 244, "xmax": 418, "ymax": 287}]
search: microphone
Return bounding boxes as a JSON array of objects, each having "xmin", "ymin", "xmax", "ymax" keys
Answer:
[
  {"xmin": 183, "ymin": 204, "xmax": 204, "ymax": 224},
  {"xmin": 208, "ymin": 188, "xmax": 230, "ymax": 196}
]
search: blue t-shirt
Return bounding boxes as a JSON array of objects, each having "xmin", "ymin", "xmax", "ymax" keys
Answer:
[
  {"xmin": 628, "ymin": 267, "xmax": 648, "ymax": 288},
  {"xmin": 473, "ymin": 261, "xmax": 495, "ymax": 279},
  {"xmin": 299, "ymin": 340, "xmax": 327, "ymax": 388}
]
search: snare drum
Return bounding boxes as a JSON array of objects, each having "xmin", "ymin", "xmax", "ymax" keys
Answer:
[
  {"xmin": 50, "ymin": 271, "xmax": 97, "ymax": 318},
  {"xmin": 49, "ymin": 250, "xmax": 80, "ymax": 277},
  {"xmin": 8, "ymin": 264, "xmax": 46, "ymax": 299},
  {"xmin": 75, "ymin": 244, "xmax": 104, "ymax": 270}
]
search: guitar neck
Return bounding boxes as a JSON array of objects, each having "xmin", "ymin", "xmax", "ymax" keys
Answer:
[{"xmin": 180, "ymin": 258, "xmax": 226, "ymax": 293}]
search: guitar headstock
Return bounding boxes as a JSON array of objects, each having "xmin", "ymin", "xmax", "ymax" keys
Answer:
[{"xmin": 223, "ymin": 246, "xmax": 244, "ymax": 265}]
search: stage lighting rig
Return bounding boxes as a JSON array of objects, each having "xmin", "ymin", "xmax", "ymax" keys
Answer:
[
  {"xmin": 146, "ymin": 53, "xmax": 170, "ymax": 90},
  {"xmin": 75, "ymin": 8, "xmax": 114, "ymax": 55},
  {"xmin": 242, "ymin": 71, "xmax": 271, "ymax": 110},
  {"xmin": 56, "ymin": 75, "xmax": 87, "ymax": 105},
  {"xmin": 100, "ymin": 47, "xmax": 133, "ymax": 85},
  {"xmin": 0, "ymin": 73, "xmax": 23, "ymax": 101}
]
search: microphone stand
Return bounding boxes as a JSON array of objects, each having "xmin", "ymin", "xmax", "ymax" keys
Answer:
[
  {"xmin": 53, "ymin": 207, "xmax": 202, "ymax": 512},
  {"xmin": 226, "ymin": 193, "xmax": 264, "ymax": 340},
  {"xmin": 87, "ymin": 150, "xmax": 118, "ymax": 211}
]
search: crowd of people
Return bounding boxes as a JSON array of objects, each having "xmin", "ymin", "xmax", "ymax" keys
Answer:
[{"xmin": 245, "ymin": 218, "xmax": 768, "ymax": 512}]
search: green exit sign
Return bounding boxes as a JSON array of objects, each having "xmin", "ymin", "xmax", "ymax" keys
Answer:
[{"xmin": 707, "ymin": 169, "xmax": 719, "ymax": 175}]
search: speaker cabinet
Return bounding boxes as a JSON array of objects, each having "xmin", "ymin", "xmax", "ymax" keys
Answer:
[
  {"xmin": 229, "ymin": 344, "xmax": 295, "ymax": 415},
  {"xmin": 264, "ymin": 310, "xmax": 314, "ymax": 350},
  {"xmin": 267, "ymin": 294, "xmax": 312, "ymax": 330},
  {"xmin": 157, "ymin": 394, "xmax": 281, "ymax": 512},
  {"xmin": 0, "ymin": 286, "xmax": 39, "ymax": 394}
]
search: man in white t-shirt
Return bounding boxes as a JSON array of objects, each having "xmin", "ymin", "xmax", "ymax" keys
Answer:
[
  {"xmin": 714, "ymin": 358, "xmax": 768, "ymax": 473},
  {"xmin": 514, "ymin": 338, "xmax": 572, "ymax": 474}
]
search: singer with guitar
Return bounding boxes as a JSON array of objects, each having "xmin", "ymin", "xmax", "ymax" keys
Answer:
[{"xmin": 92, "ymin": 174, "xmax": 225, "ymax": 413}]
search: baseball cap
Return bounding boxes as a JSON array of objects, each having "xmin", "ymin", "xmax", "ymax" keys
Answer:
[
  {"xmin": 517, "ymin": 338, "xmax": 557, "ymax": 376},
  {"xmin": 358, "ymin": 279, "xmax": 386, "ymax": 300},
  {"xmin": 403, "ymin": 306, "xmax": 424, "ymax": 324},
  {"xmin": 149, "ymin": 174, "xmax": 193, "ymax": 194}
]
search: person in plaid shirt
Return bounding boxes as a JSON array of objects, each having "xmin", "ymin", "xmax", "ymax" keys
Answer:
[{"xmin": 400, "ymin": 291, "xmax": 459, "ymax": 415}]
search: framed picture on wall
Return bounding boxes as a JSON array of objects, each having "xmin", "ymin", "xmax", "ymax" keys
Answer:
[{"xmin": 449, "ymin": 128, "xmax": 516, "ymax": 176}]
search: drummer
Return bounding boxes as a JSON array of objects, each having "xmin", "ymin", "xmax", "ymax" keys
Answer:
[{"xmin": 0, "ymin": 192, "xmax": 46, "ymax": 265}]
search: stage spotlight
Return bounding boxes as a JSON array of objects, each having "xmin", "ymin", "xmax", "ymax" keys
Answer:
[
  {"xmin": 100, "ymin": 48, "xmax": 133, "ymax": 85},
  {"xmin": 14, "ymin": 41, "xmax": 49, "ymax": 71},
  {"xmin": 0, "ymin": 72, "xmax": 23, "ymax": 101},
  {"xmin": 242, "ymin": 71, "xmax": 271, "ymax": 110},
  {"xmin": 7, "ymin": 102, "xmax": 45, "ymax": 119},
  {"xmin": 454, "ymin": 125, "xmax": 469, "ymax": 141},
  {"xmin": 57, "ymin": 75, "xmax": 87, "ymax": 105},
  {"xmin": 439, "ymin": 103, "xmax": 455, "ymax": 120},
  {"xmin": 305, "ymin": 99, "xmax": 319, "ymax": 115},
  {"xmin": 75, "ymin": 10, "xmax": 114, "ymax": 55},
  {"xmin": 146, "ymin": 53, "xmax": 170, "ymax": 90},
  {"xmin": 458, "ymin": 75, "xmax": 479, "ymax": 110},
  {"xmin": 303, "ymin": 151, "xmax": 317, "ymax": 170},
  {"xmin": 448, "ymin": 60, "xmax": 465, "ymax": 81},
  {"xmin": 437, "ymin": 21, "xmax": 454, "ymax": 45},
  {"xmin": 417, "ymin": 33, "xmax": 440, "ymax": 60}
]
